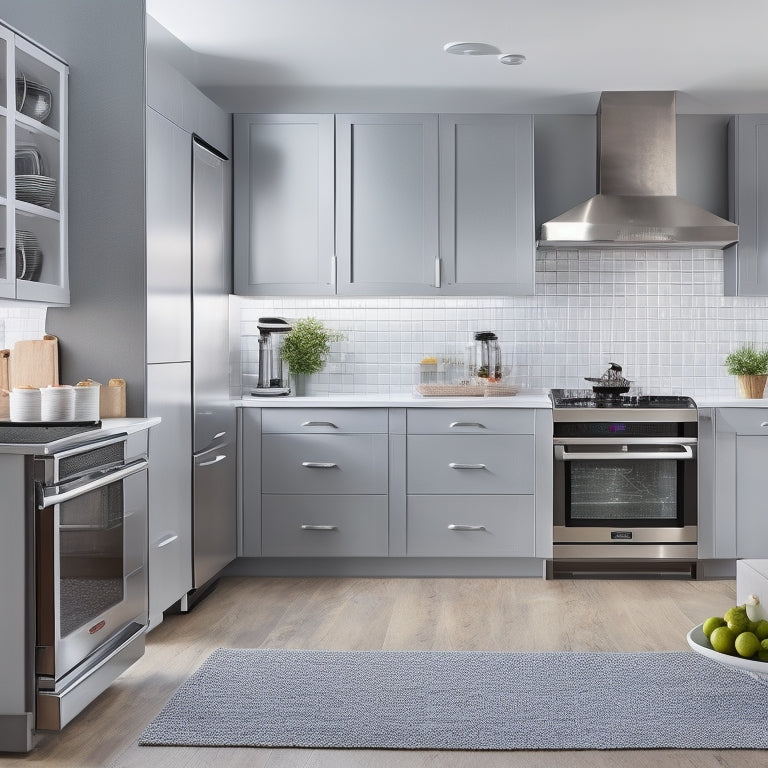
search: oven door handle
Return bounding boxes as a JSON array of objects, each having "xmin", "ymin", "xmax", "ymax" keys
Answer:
[
  {"xmin": 39, "ymin": 458, "xmax": 148, "ymax": 509},
  {"xmin": 554, "ymin": 445, "xmax": 694, "ymax": 461}
]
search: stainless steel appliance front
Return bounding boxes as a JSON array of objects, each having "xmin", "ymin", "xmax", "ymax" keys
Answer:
[
  {"xmin": 33, "ymin": 432, "xmax": 148, "ymax": 730},
  {"xmin": 551, "ymin": 400, "xmax": 698, "ymax": 573}
]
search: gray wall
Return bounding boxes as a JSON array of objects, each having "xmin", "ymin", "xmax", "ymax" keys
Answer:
[{"xmin": 1, "ymin": 0, "xmax": 147, "ymax": 415}]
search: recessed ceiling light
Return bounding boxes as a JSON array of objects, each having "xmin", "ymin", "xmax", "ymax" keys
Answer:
[
  {"xmin": 443, "ymin": 42, "xmax": 501, "ymax": 56},
  {"xmin": 498, "ymin": 53, "xmax": 526, "ymax": 66}
]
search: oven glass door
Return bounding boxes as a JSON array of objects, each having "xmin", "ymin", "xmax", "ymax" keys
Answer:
[
  {"xmin": 555, "ymin": 441, "xmax": 694, "ymax": 528},
  {"xmin": 37, "ymin": 458, "xmax": 147, "ymax": 681},
  {"xmin": 58, "ymin": 482, "xmax": 125, "ymax": 638}
]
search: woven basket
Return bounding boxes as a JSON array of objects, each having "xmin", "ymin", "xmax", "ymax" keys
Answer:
[{"xmin": 416, "ymin": 384, "xmax": 485, "ymax": 397}]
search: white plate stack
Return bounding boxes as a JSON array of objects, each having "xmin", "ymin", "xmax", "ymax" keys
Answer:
[
  {"xmin": 73, "ymin": 381, "xmax": 100, "ymax": 422},
  {"xmin": 40, "ymin": 385, "xmax": 75, "ymax": 421},
  {"xmin": 9, "ymin": 387, "xmax": 42, "ymax": 422}
]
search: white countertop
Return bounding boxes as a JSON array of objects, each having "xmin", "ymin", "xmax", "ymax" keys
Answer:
[
  {"xmin": 692, "ymin": 397, "xmax": 768, "ymax": 408},
  {"xmin": 239, "ymin": 390, "xmax": 552, "ymax": 409},
  {"xmin": 0, "ymin": 417, "xmax": 160, "ymax": 455},
  {"xmin": 238, "ymin": 390, "xmax": 768, "ymax": 410}
]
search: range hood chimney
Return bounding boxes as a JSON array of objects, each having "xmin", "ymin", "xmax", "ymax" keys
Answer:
[{"xmin": 539, "ymin": 91, "xmax": 738, "ymax": 249}]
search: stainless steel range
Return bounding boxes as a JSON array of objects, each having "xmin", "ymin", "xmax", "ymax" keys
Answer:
[{"xmin": 549, "ymin": 386, "xmax": 698, "ymax": 578}]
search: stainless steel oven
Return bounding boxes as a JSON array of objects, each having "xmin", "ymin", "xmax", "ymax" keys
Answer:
[
  {"xmin": 550, "ymin": 389, "xmax": 698, "ymax": 577},
  {"xmin": 33, "ymin": 431, "xmax": 148, "ymax": 730}
]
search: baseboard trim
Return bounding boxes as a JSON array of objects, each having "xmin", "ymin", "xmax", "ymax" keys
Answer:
[{"xmin": 224, "ymin": 557, "xmax": 546, "ymax": 578}]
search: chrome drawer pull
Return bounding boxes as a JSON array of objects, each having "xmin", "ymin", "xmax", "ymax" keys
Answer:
[
  {"xmin": 449, "ymin": 422, "xmax": 485, "ymax": 428},
  {"xmin": 301, "ymin": 461, "xmax": 338, "ymax": 468},
  {"xmin": 300, "ymin": 421, "xmax": 338, "ymax": 428},
  {"xmin": 448, "ymin": 524, "xmax": 486, "ymax": 532},
  {"xmin": 761, "ymin": 422, "xmax": 768, "ymax": 428},
  {"xmin": 448, "ymin": 462, "xmax": 487, "ymax": 470},
  {"xmin": 301, "ymin": 524, "xmax": 338, "ymax": 531}
]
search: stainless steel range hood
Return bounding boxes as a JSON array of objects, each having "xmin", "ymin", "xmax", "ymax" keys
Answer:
[{"xmin": 539, "ymin": 91, "xmax": 738, "ymax": 249}]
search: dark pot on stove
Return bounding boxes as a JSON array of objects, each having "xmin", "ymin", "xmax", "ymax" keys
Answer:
[{"xmin": 585, "ymin": 362, "xmax": 632, "ymax": 396}]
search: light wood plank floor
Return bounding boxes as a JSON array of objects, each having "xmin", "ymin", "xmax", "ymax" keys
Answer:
[{"xmin": 2, "ymin": 575, "xmax": 760, "ymax": 768}]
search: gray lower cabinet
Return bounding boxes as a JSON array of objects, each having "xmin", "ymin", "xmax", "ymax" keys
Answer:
[
  {"xmin": 713, "ymin": 408, "xmax": 768, "ymax": 558},
  {"xmin": 262, "ymin": 495, "xmax": 388, "ymax": 557},
  {"xmin": 233, "ymin": 113, "xmax": 335, "ymax": 296},
  {"xmin": 240, "ymin": 405, "xmax": 550, "ymax": 562},
  {"xmin": 405, "ymin": 408, "xmax": 538, "ymax": 557},
  {"xmin": 147, "ymin": 362, "xmax": 192, "ymax": 627},
  {"xmin": 245, "ymin": 407, "xmax": 390, "ymax": 557},
  {"xmin": 406, "ymin": 496, "xmax": 535, "ymax": 557},
  {"xmin": 726, "ymin": 115, "xmax": 768, "ymax": 296}
]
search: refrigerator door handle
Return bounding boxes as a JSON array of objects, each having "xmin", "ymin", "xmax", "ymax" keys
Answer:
[
  {"xmin": 196, "ymin": 454, "xmax": 227, "ymax": 468},
  {"xmin": 193, "ymin": 435, "xmax": 231, "ymax": 458}
]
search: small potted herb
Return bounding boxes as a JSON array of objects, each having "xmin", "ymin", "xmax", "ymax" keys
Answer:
[
  {"xmin": 724, "ymin": 345, "xmax": 768, "ymax": 398},
  {"xmin": 280, "ymin": 317, "xmax": 344, "ymax": 395}
]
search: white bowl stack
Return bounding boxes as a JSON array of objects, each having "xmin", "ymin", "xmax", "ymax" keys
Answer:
[
  {"xmin": 9, "ymin": 387, "xmax": 42, "ymax": 422},
  {"xmin": 40, "ymin": 385, "xmax": 75, "ymax": 421},
  {"xmin": 73, "ymin": 381, "xmax": 100, "ymax": 422}
]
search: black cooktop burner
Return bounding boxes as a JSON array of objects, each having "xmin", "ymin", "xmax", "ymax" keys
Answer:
[{"xmin": 550, "ymin": 389, "xmax": 696, "ymax": 409}]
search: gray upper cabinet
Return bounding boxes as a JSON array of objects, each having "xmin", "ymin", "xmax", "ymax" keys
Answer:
[
  {"xmin": 439, "ymin": 115, "xmax": 535, "ymax": 295},
  {"xmin": 726, "ymin": 115, "xmax": 768, "ymax": 296},
  {"xmin": 234, "ymin": 112, "xmax": 536, "ymax": 297},
  {"xmin": 146, "ymin": 107, "xmax": 191, "ymax": 363},
  {"xmin": 233, "ymin": 114, "xmax": 335, "ymax": 295},
  {"xmin": 335, "ymin": 114, "xmax": 440, "ymax": 295}
]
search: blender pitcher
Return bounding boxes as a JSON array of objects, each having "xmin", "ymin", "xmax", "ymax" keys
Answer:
[{"xmin": 469, "ymin": 332, "xmax": 502, "ymax": 382}]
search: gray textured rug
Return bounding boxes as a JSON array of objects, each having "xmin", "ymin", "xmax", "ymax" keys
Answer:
[{"xmin": 139, "ymin": 648, "xmax": 768, "ymax": 750}]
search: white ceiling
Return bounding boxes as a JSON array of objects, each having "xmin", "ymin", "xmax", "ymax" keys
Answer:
[{"xmin": 146, "ymin": 0, "xmax": 768, "ymax": 114}]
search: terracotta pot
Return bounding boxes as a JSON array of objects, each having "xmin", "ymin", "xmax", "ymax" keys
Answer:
[{"xmin": 737, "ymin": 374, "xmax": 768, "ymax": 399}]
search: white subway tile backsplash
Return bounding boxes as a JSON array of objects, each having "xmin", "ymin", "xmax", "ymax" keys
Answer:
[
  {"xmin": 0, "ymin": 306, "xmax": 47, "ymax": 350},
  {"xmin": 238, "ymin": 249, "xmax": 768, "ymax": 399}
]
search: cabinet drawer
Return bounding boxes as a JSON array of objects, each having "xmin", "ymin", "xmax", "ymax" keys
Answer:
[
  {"xmin": 262, "ymin": 408, "xmax": 388, "ymax": 434},
  {"xmin": 406, "ymin": 495, "xmax": 535, "ymax": 556},
  {"xmin": 407, "ymin": 408, "xmax": 534, "ymax": 435},
  {"xmin": 262, "ymin": 434, "xmax": 388, "ymax": 494},
  {"xmin": 717, "ymin": 408, "xmax": 768, "ymax": 435},
  {"xmin": 407, "ymin": 435, "xmax": 534, "ymax": 494},
  {"xmin": 262, "ymin": 495, "xmax": 388, "ymax": 556}
]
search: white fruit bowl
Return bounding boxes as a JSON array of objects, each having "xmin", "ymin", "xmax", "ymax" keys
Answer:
[{"xmin": 687, "ymin": 623, "xmax": 768, "ymax": 680}]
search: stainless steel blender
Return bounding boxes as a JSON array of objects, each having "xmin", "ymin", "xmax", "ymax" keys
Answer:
[{"xmin": 252, "ymin": 317, "xmax": 292, "ymax": 396}]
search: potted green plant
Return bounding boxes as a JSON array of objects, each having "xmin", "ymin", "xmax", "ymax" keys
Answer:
[
  {"xmin": 724, "ymin": 345, "xmax": 768, "ymax": 398},
  {"xmin": 280, "ymin": 317, "xmax": 344, "ymax": 395}
]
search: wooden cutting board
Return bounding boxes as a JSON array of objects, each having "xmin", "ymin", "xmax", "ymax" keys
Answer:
[
  {"xmin": 0, "ymin": 349, "xmax": 9, "ymax": 392},
  {"xmin": 9, "ymin": 335, "xmax": 59, "ymax": 390}
]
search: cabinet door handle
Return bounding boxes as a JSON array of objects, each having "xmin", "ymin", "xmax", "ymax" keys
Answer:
[
  {"xmin": 301, "ymin": 524, "xmax": 338, "ymax": 531},
  {"xmin": 156, "ymin": 533, "xmax": 179, "ymax": 549},
  {"xmin": 434, "ymin": 257, "xmax": 441, "ymax": 288},
  {"xmin": 448, "ymin": 524, "xmax": 486, "ymax": 532},
  {"xmin": 449, "ymin": 422, "xmax": 485, "ymax": 429},
  {"xmin": 761, "ymin": 422, "xmax": 768, "ymax": 428},
  {"xmin": 302, "ymin": 461, "xmax": 338, "ymax": 468},
  {"xmin": 448, "ymin": 462, "xmax": 487, "ymax": 470},
  {"xmin": 300, "ymin": 421, "xmax": 338, "ymax": 428}
]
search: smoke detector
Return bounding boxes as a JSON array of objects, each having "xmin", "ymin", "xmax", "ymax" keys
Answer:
[
  {"xmin": 498, "ymin": 53, "xmax": 526, "ymax": 66},
  {"xmin": 443, "ymin": 42, "xmax": 501, "ymax": 56}
]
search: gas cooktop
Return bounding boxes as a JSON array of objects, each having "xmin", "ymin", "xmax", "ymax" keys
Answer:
[{"xmin": 550, "ymin": 389, "xmax": 696, "ymax": 409}]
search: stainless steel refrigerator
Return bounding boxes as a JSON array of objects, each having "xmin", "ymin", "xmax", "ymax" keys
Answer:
[{"xmin": 191, "ymin": 137, "xmax": 237, "ymax": 590}]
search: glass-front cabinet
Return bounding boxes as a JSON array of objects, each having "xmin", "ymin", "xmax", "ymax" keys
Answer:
[{"xmin": 0, "ymin": 21, "xmax": 68, "ymax": 304}]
